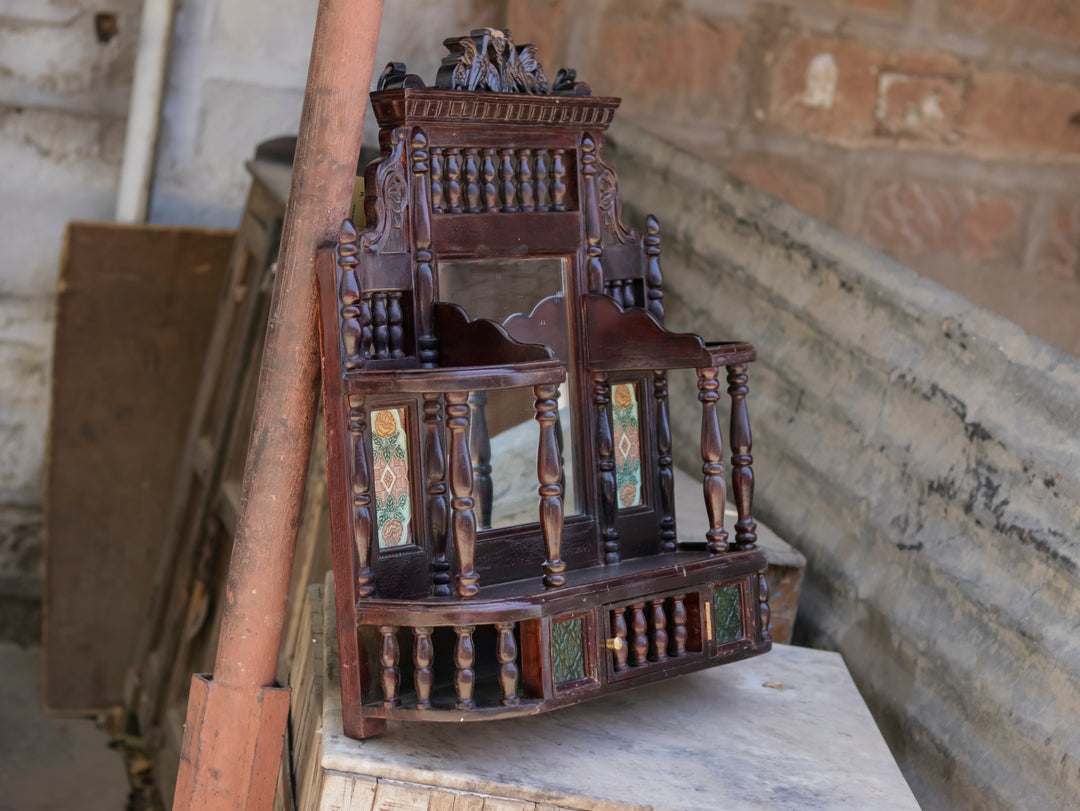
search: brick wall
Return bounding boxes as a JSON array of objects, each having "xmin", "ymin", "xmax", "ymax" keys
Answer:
[
  {"xmin": 610, "ymin": 119, "xmax": 1080, "ymax": 811},
  {"xmin": 508, "ymin": 0, "xmax": 1080, "ymax": 357}
]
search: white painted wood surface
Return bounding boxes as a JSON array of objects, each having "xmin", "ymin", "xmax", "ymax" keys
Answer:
[{"xmin": 283, "ymin": 580, "xmax": 918, "ymax": 811}]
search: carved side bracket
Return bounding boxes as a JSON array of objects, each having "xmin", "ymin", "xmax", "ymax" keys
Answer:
[{"xmin": 433, "ymin": 301, "xmax": 554, "ymax": 367}]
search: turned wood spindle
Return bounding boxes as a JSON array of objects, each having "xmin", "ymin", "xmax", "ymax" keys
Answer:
[
  {"xmin": 649, "ymin": 599, "xmax": 668, "ymax": 663},
  {"xmin": 534, "ymin": 383, "xmax": 566, "ymax": 588},
  {"xmin": 697, "ymin": 366, "xmax": 729, "ymax": 555},
  {"xmin": 612, "ymin": 608, "xmax": 629, "ymax": 673},
  {"xmin": 727, "ymin": 364, "xmax": 758, "ymax": 550},
  {"xmin": 495, "ymin": 622, "xmax": 519, "ymax": 706},
  {"xmin": 630, "ymin": 602, "xmax": 648, "ymax": 667},
  {"xmin": 409, "ymin": 130, "xmax": 438, "ymax": 367},
  {"xmin": 654, "ymin": 371, "xmax": 676, "ymax": 551},
  {"xmin": 644, "ymin": 214, "xmax": 664, "ymax": 321},
  {"xmin": 446, "ymin": 147, "xmax": 462, "ymax": 213},
  {"xmin": 464, "ymin": 147, "xmax": 480, "ymax": 213},
  {"xmin": 371, "ymin": 292, "xmax": 389, "ymax": 359},
  {"xmin": 446, "ymin": 391, "xmax": 479, "ymax": 597},
  {"xmin": 467, "ymin": 391, "xmax": 493, "ymax": 529},
  {"xmin": 670, "ymin": 595, "xmax": 687, "ymax": 657},
  {"xmin": 429, "ymin": 147, "xmax": 443, "ymax": 213},
  {"xmin": 387, "ymin": 291, "xmax": 404, "ymax": 358},
  {"xmin": 759, "ymin": 572, "xmax": 772, "ymax": 645},
  {"xmin": 347, "ymin": 395, "xmax": 374, "ymax": 598},
  {"xmin": 517, "ymin": 148, "xmax": 533, "ymax": 211},
  {"xmin": 580, "ymin": 134, "xmax": 604, "ymax": 293},
  {"xmin": 534, "ymin": 148, "xmax": 549, "ymax": 211},
  {"xmin": 413, "ymin": 626, "xmax": 434, "ymax": 709},
  {"xmin": 359, "ymin": 293, "xmax": 373, "ymax": 362},
  {"xmin": 551, "ymin": 148, "xmax": 567, "ymax": 211},
  {"xmin": 499, "ymin": 148, "xmax": 516, "ymax": 212},
  {"xmin": 454, "ymin": 625, "xmax": 476, "ymax": 709},
  {"xmin": 424, "ymin": 394, "xmax": 451, "ymax": 596},
  {"xmin": 379, "ymin": 626, "xmax": 400, "ymax": 707},
  {"xmin": 593, "ymin": 373, "xmax": 619, "ymax": 564},
  {"xmin": 337, "ymin": 222, "xmax": 363, "ymax": 367},
  {"xmin": 481, "ymin": 148, "xmax": 498, "ymax": 212}
]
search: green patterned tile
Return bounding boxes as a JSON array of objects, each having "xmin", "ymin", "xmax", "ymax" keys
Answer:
[
  {"xmin": 552, "ymin": 617, "xmax": 585, "ymax": 684},
  {"xmin": 713, "ymin": 585, "xmax": 743, "ymax": 643},
  {"xmin": 612, "ymin": 382, "xmax": 642, "ymax": 508}
]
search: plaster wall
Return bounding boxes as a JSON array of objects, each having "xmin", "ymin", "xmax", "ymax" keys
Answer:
[{"xmin": 610, "ymin": 120, "xmax": 1080, "ymax": 811}]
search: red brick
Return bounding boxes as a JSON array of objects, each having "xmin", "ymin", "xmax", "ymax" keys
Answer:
[
  {"xmin": 724, "ymin": 155, "xmax": 833, "ymax": 221},
  {"xmin": 589, "ymin": 15, "xmax": 745, "ymax": 124},
  {"xmin": 1033, "ymin": 198, "xmax": 1080, "ymax": 282},
  {"xmin": 767, "ymin": 33, "xmax": 885, "ymax": 143},
  {"xmin": 876, "ymin": 71, "xmax": 964, "ymax": 142},
  {"xmin": 859, "ymin": 179, "xmax": 1024, "ymax": 264},
  {"xmin": 964, "ymin": 72, "xmax": 1080, "ymax": 158},
  {"xmin": 946, "ymin": 0, "xmax": 1080, "ymax": 45}
]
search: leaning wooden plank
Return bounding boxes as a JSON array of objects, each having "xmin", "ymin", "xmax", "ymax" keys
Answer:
[{"xmin": 44, "ymin": 221, "xmax": 232, "ymax": 712}]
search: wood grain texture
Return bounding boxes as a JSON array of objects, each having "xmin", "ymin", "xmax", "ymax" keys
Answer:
[{"xmin": 45, "ymin": 222, "xmax": 231, "ymax": 712}]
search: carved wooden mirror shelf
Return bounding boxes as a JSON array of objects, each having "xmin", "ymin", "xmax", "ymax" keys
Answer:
[{"xmin": 316, "ymin": 28, "xmax": 771, "ymax": 739}]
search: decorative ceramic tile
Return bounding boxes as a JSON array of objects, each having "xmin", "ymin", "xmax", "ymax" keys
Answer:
[
  {"xmin": 371, "ymin": 407, "xmax": 412, "ymax": 548},
  {"xmin": 713, "ymin": 584, "xmax": 743, "ymax": 644},
  {"xmin": 611, "ymin": 382, "xmax": 642, "ymax": 508},
  {"xmin": 552, "ymin": 617, "xmax": 586, "ymax": 684}
]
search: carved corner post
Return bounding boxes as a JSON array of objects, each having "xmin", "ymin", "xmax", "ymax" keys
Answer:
[
  {"xmin": 654, "ymin": 371, "xmax": 676, "ymax": 552},
  {"xmin": 534, "ymin": 383, "xmax": 566, "ymax": 587},
  {"xmin": 726, "ymin": 364, "xmax": 757, "ymax": 551},
  {"xmin": 592, "ymin": 372, "xmax": 620, "ymax": 564},
  {"xmin": 580, "ymin": 133, "xmax": 604, "ymax": 293},
  {"xmin": 644, "ymin": 214, "xmax": 664, "ymax": 321},
  {"xmin": 337, "ymin": 221, "xmax": 366, "ymax": 368},
  {"xmin": 347, "ymin": 395, "xmax": 376, "ymax": 597},
  {"xmin": 423, "ymin": 394, "xmax": 451, "ymax": 596},
  {"xmin": 468, "ymin": 391, "xmax": 494, "ymax": 529},
  {"xmin": 445, "ymin": 391, "xmax": 479, "ymax": 597},
  {"xmin": 696, "ymin": 366, "xmax": 729, "ymax": 555},
  {"xmin": 172, "ymin": 3, "xmax": 386, "ymax": 808},
  {"xmin": 410, "ymin": 128, "xmax": 439, "ymax": 368}
]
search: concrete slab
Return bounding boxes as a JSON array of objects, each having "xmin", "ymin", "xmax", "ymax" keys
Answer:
[{"xmin": 0, "ymin": 642, "xmax": 128, "ymax": 811}]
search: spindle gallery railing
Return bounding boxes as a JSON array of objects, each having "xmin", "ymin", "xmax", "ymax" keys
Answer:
[
  {"xmin": 609, "ymin": 594, "xmax": 693, "ymax": 674},
  {"xmin": 429, "ymin": 146, "xmax": 572, "ymax": 214},
  {"xmin": 369, "ymin": 620, "xmax": 525, "ymax": 710}
]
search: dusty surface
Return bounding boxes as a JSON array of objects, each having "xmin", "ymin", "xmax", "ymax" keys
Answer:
[{"xmin": 0, "ymin": 642, "xmax": 128, "ymax": 810}]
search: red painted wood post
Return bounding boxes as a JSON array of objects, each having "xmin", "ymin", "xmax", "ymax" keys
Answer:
[{"xmin": 172, "ymin": 2, "xmax": 385, "ymax": 808}]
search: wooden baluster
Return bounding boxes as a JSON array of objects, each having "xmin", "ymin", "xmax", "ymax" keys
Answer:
[
  {"xmin": 347, "ymin": 395, "xmax": 374, "ymax": 597},
  {"xmin": 593, "ymin": 373, "xmax": 619, "ymax": 564},
  {"xmin": 621, "ymin": 281, "xmax": 637, "ymax": 309},
  {"xmin": 534, "ymin": 148, "xmax": 549, "ymax": 212},
  {"xmin": 430, "ymin": 147, "xmax": 443, "ymax": 213},
  {"xmin": 454, "ymin": 625, "xmax": 476, "ymax": 709},
  {"xmin": 410, "ymin": 129, "xmax": 438, "ymax": 367},
  {"xmin": 371, "ymin": 292, "xmax": 389, "ymax": 358},
  {"xmin": 499, "ymin": 148, "xmax": 516, "ymax": 212},
  {"xmin": 413, "ymin": 626, "xmax": 434, "ymax": 709},
  {"xmin": 697, "ymin": 366, "xmax": 729, "ymax": 555},
  {"xmin": 517, "ymin": 148, "xmax": 533, "ymax": 212},
  {"xmin": 446, "ymin": 391, "xmax": 479, "ymax": 597},
  {"xmin": 534, "ymin": 383, "xmax": 566, "ymax": 587},
  {"xmin": 467, "ymin": 391, "xmax": 493, "ymax": 529},
  {"xmin": 464, "ymin": 148, "xmax": 480, "ymax": 213},
  {"xmin": 379, "ymin": 626, "xmax": 400, "ymax": 707},
  {"xmin": 424, "ymin": 394, "xmax": 451, "ymax": 596},
  {"xmin": 445, "ymin": 147, "xmax": 462, "ymax": 213},
  {"xmin": 670, "ymin": 595, "xmax": 687, "ymax": 657},
  {"xmin": 726, "ymin": 363, "xmax": 758, "ymax": 551},
  {"xmin": 644, "ymin": 214, "xmax": 664, "ymax": 322},
  {"xmin": 649, "ymin": 599, "xmax": 668, "ymax": 663},
  {"xmin": 337, "ymin": 221, "xmax": 363, "ymax": 368},
  {"xmin": 759, "ymin": 572, "xmax": 772, "ymax": 644},
  {"xmin": 630, "ymin": 603, "xmax": 648, "ymax": 667},
  {"xmin": 360, "ymin": 292, "xmax": 373, "ymax": 361},
  {"xmin": 551, "ymin": 148, "xmax": 567, "ymax": 211},
  {"xmin": 611, "ymin": 608, "xmax": 629, "ymax": 673},
  {"xmin": 580, "ymin": 134, "xmax": 603, "ymax": 292},
  {"xmin": 654, "ymin": 371, "xmax": 676, "ymax": 552},
  {"xmin": 481, "ymin": 148, "xmax": 498, "ymax": 213},
  {"xmin": 387, "ymin": 291, "xmax": 405, "ymax": 358},
  {"xmin": 495, "ymin": 622, "xmax": 519, "ymax": 706}
]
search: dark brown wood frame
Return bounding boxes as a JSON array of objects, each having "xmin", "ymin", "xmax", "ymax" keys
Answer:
[{"xmin": 316, "ymin": 30, "xmax": 770, "ymax": 738}]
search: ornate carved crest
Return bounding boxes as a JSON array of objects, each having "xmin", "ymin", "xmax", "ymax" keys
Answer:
[
  {"xmin": 436, "ymin": 28, "xmax": 547, "ymax": 94},
  {"xmin": 361, "ymin": 127, "xmax": 409, "ymax": 255}
]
